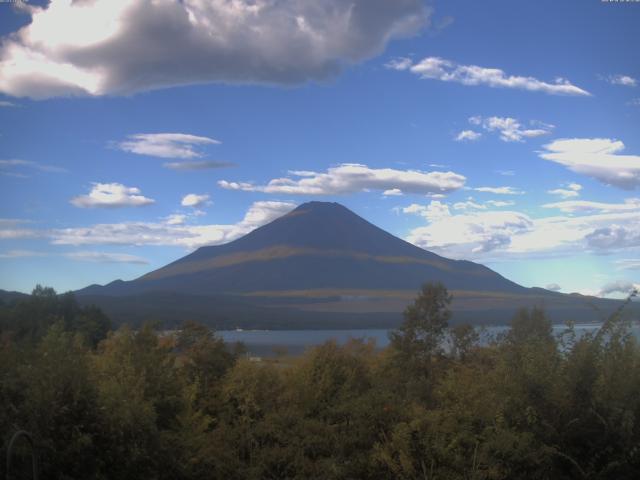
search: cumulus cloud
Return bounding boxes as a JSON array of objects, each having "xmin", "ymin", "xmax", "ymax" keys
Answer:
[
  {"xmin": 385, "ymin": 57, "xmax": 413, "ymax": 71},
  {"xmin": 382, "ymin": 188, "xmax": 403, "ymax": 196},
  {"xmin": 388, "ymin": 56, "xmax": 590, "ymax": 96},
  {"xmin": 0, "ymin": 0, "xmax": 427, "ymax": 99},
  {"xmin": 599, "ymin": 280, "xmax": 639, "ymax": 297},
  {"xmin": 117, "ymin": 133, "xmax": 220, "ymax": 159},
  {"xmin": 404, "ymin": 202, "xmax": 533, "ymax": 257},
  {"xmin": 403, "ymin": 201, "xmax": 451, "ymax": 222},
  {"xmin": 165, "ymin": 214, "xmax": 187, "ymax": 225},
  {"xmin": 547, "ymin": 182, "xmax": 582, "ymax": 199},
  {"xmin": 450, "ymin": 199, "xmax": 513, "ymax": 211},
  {"xmin": 540, "ymin": 138, "xmax": 640, "ymax": 190},
  {"xmin": 467, "ymin": 116, "xmax": 553, "ymax": 142},
  {"xmin": 70, "ymin": 183, "xmax": 155, "ymax": 208},
  {"xmin": 474, "ymin": 186, "xmax": 523, "ymax": 195},
  {"xmin": 65, "ymin": 251, "xmax": 149, "ymax": 265},
  {"xmin": 51, "ymin": 201, "xmax": 296, "ymax": 250},
  {"xmin": 454, "ymin": 130, "xmax": 481, "ymax": 142},
  {"xmin": 546, "ymin": 283, "xmax": 562, "ymax": 292},
  {"xmin": 486, "ymin": 200, "xmax": 515, "ymax": 207},
  {"xmin": 543, "ymin": 198, "xmax": 640, "ymax": 214},
  {"xmin": 585, "ymin": 225, "xmax": 640, "ymax": 251},
  {"xmin": 181, "ymin": 193, "xmax": 210, "ymax": 208},
  {"xmin": 219, "ymin": 163, "xmax": 466, "ymax": 196},
  {"xmin": 402, "ymin": 201, "xmax": 640, "ymax": 260},
  {"xmin": 606, "ymin": 75, "xmax": 637, "ymax": 87},
  {"xmin": 453, "ymin": 200, "xmax": 486, "ymax": 211}
]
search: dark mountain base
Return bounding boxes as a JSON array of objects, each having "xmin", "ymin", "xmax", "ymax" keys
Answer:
[{"xmin": 77, "ymin": 289, "xmax": 637, "ymax": 330}]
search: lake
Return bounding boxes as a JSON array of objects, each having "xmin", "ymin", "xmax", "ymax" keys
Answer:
[{"xmin": 219, "ymin": 323, "xmax": 640, "ymax": 357}]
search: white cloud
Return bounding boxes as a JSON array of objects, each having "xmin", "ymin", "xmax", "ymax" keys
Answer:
[
  {"xmin": 546, "ymin": 283, "xmax": 562, "ymax": 292},
  {"xmin": 0, "ymin": 0, "xmax": 427, "ymax": 99},
  {"xmin": 0, "ymin": 249, "xmax": 46, "ymax": 258},
  {"xmin": 547, "ymin": 182, "xmax": 582, "ymax": 199},
  {"xmin": 454, "ymin": 130, "xmax": 481, "ymax": 142},
  {"xmin": 0, "ymin": 159, "xmax": 66, "ymax": 176},
  {"xmin": 453, "ymin": 200, "xmax": 485, "ymax": 211},
  {"xmin": 382, "ymin": 188, "xmax": 403, "ymax": 196},
  {"xmin": 585, "ymin": 224, "xmax": 640, "ymax": 251},
  {"xmin": 606, "ymin": 75, "xmax": 637, "ymax": 87},
  {"xmin": 511, "ymin": 212, "xmax": 640, "ymax": 256},
  {"xmin": 496, "ymin": 170, "xmax": 515, "ymax": 176},
  {"xmin": 0, "ymin": 219, "xmax": 39, "ymax": 239},
  {"xmin": 615, "ymin": 259, "xmax": 640, "ymax": 271},
  {"xmin": 71, "ymin": 183, "xmax": 155, "ymax": 208},
  {"xmin": 599, "ymin": 280, "xmax": 639, "ymax": 297},
  {"xmin": 469, "ymin": 116, "xmax": 553, "ymax": 142},
  {"xmin": 385, "ymin": 57, "xmax": 413, "ymax": 71},
  {"xmin": 547, "ymin": 189, "xmax": 578, "ymax": 199},
  {"xmin": 65, "ymin": 251, "xmax": 149, "ymax": 265},
  {"xmin": 117, "ymin": 133, "xmax": 220, "ymax": 159},
  {"xmin": 163, "ymin": 160, "xmax": 234, "ymax": 171},
  {"xmin": 404, "ymin": 202, "xmax": 533, "ymax": 256},
  {"xmin": 165, "ymin": 214, "xmax": 187, "ymax": 225},
  {"xmin": 540, "ymin": 138, "xmax": 640, "ymax": 190},
  {"xmin": 181, "ymin": 193, "xmax": 210, "ymax": 208},
  {"xmin": 451, "ymin": 199, "xmax": 513, "ymax": 210},
  {"xmin": 389, "ymin": 56, "xmax": 590, "ymax": 96},
  {"xmin": 0, "ymin": 100, "xmax": 18, "ymax": 107},
  {"xmin": 402, "ymin": 201, "xmax": 640, "ymax": 260},
  {"xmin": 474, "ymin": 186, "xmax": 523, "ymax": 195},
  {"xmin": 486, "ymin": 200, "xmax": 515, "ymax": 207},
  {"xmin": 51, "ymin": 201, "xmax": 296, "ymax": 250},
  {"xmin": 403, "ymin": 201, "xmax": 451, "ymax": 222},
  {"xmin": 542, "ymin": 198, "xmax": 640, "ymax": 214},
  {"xmin": 219, "ymin": 163, "xmax": 466, "ymax": 196}
]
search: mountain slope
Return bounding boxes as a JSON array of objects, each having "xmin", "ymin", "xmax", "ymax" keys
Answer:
[
  {"xmin": 76, "ymin": 202, "xmax": 630, "ymax": 327},
  {"xmin": 80, "ymin": 202, "xmax": 524, "ymax": 296}
]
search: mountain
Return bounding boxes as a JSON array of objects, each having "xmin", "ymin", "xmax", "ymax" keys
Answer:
[
  {"xmin": 0, "ymin": 289, "xmax": 29, "ymax": 305},
  {"xmin": 76, "ymin": 202, "xmax": 631, "ymax": 328}
]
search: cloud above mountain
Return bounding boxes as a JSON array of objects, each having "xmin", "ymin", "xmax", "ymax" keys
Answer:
[
  {"xmin": 0, "ymin": 0, "xmax": 427, "ymax": 99},
  {"xmin": 70, "ymin": 183, "xmax": 155, "ymax": 208},
  {"xmin": 387, "ymin": 56, "xmax": 590, "ymax": 96},
  {"xmin": 403, "ymin": 199, "xmax": 640, "ymax": 260},
  {"xmin": 116, "ymin": 133, "xmax": 220, "ymax": 159},
  {"xmin": 219, "ymin": 164, "xmax": 466, "ymax": 196},
  {"xmin": 50, "ymin": 201, "xmax": 296, "ymax": 249},
  {"xmin": 539, "ymin": 138, "xmax": 640, "ymax": 190}
]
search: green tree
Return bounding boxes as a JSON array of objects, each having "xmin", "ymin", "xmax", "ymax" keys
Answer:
[
  {"xmin": 389, "ymin": 282, "xmax": 452, "ymax": 394},
  {"xmin": 450, "ymin": 323, "xmax": 479, "ymax": 361}
]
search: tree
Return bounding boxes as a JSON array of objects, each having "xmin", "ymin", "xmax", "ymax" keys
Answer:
[
  {"xmin": 390, "ymin": 282, "xmax": 452, "ymax": 397},
  {"xmin": 450, "ymin": 323, "xmax": 479, "ymax": 361},
  {"xmin": 390, "ymin": 282, "xmax": 452, "ymax": 369}
]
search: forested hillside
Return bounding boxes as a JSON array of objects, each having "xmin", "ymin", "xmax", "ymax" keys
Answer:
[{"xmin": 1, "ymin": 285, "xmax": 639, "ymax": 479}]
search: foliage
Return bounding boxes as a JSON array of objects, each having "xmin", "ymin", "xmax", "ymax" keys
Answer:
[{"xmin": 1, "ymin": 285, "xmax": 639, "ymax": 479}]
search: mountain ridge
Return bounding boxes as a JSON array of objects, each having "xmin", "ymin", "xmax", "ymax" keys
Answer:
[
  {"xmin": 79, "ymin": 201, "xmax": 524, "ymax": 296},
  {"xmin": 74, "ymin": 201, "xmax": 634, "ymax": 327}
]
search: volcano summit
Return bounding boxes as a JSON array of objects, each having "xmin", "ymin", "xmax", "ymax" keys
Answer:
[{"xmin": 76, "ymin": 202, "xmax": 626, "ymax": 328}]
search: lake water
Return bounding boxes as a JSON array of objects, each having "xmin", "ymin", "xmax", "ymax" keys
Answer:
[{"xmin": 219, "ymin": 323, "xmax": 640, "ymax": 357}]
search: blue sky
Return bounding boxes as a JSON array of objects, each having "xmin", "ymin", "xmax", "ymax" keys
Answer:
[{"xmin": 0, "ymin": 0, "xmax": 638, "ymax": 297}]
